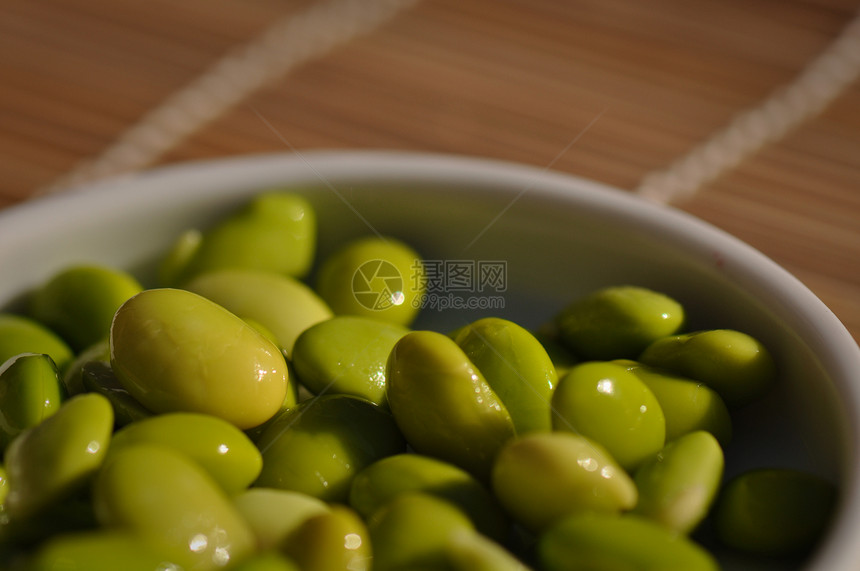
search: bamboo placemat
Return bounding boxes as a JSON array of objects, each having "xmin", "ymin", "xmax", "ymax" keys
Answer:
[{"xmin": 1, "ymin": 0, "xmax": 858, "ymax": 341}]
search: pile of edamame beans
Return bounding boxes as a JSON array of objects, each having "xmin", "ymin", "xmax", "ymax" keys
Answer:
[{"xmin": 0, "ymin": 191, "xmax": 838, "ymax": 570}]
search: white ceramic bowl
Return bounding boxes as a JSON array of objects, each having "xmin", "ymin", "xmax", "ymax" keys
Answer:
[{"xmin": 1, "ymin": 150, "xmax": 858, "ymax": 569}]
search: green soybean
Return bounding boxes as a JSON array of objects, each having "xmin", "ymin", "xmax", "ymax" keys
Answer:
[
  {"xmin": 0, "ymin": 314, "xmax": 73, "ymax": 373},
  {"xmin": 0, "ymin": 353, "xmax": 65, "ymax": 452},
  {"xmin": 615, "ymin": 359, "xmax": 732, "ymax": 445},
  {"xmin": 185, "ymin": 268, "xmax": 333, "ymax": 358},
  {"xmin": 281, "ymin": 504, "xmax": 372, "ymax": 571},
  {"xmin": 4, "ymin": 393, "xmax": 113, "ymax": 521},
  {"xmin": 162, "ymin": 191, "xmax": 317, "ymax": 285},
  {"xmin": 632, "ymin": 430, "xmax": 724, "ymax": 534},
  {"xmin": 93, "ymin": 443, "xmax": 256, "ymax": 570},
  {"xmin": 491, "ymin": 432, "xmax": 637, "ymax": 532},
  {"xmin": 109, "ymin": 412, "xmax": 263, "ymax": 494},
  {"xmin": 538, "ymin": 512, "xmax": 719, "ymax": 571},
  {"xmin": 554, "ymin": 285, "xmax": 685, "ymax": 360},
  {"xmin": 254, "ymin": 394, "xmax": 406, "ymax": 502},
  {"xmin": 28, "ymin": 531, "xmax": 181, "ymax": 571},
  {"xmin": 315, "ymin": 236, "xmax": 426, "ymax": 327},
  {"xmin": 386, "ymin": 330, "xmax": 516, "ymax": 482},
  {"xmin": 452, "ymin": 317, "xmax": 556, "ymax": 434},
  {"xmin": 28, "ymin": 264, "xmax": 142, "ymax": 352},
  {"xmin": 551, "ymin": 361, "xmax": 666, "ymax": 472},
  {"xmin": 348, "ymin": 453, "xmax": 509, "ymax": 542},
  {"xmin": 367, "ymin": 492, "xmax": 475, "ymax": 571},
  {"xmin": 713, "ymin": 468, "xmax": 837, "ymax": 557},
  {"xmin": 638, "ymin": 329, "xmax": 777, "ymax": 407},
  {"xmin": 292, "ymin": 316, "xmax": 410, "ymax": 407},
  {"xmin": 110, "ymin": 288, "xmax": 290, "ymax": 430},
  {"xmin": 233, "ymin": 488, "xmax": 330, "ymax": 551}
]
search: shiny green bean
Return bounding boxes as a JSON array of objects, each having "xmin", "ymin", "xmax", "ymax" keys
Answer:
[
  {"xmin": 638, "ymin": 329, "xmax": 776, "ymax": 408},
  {"xmin": 452, "ymin": 317, "xmax": 556, "ymax": 435},
  {"xmin": 4, "ymin": 393, "xmax": 112, "ymax": 521},
  {"xmin": 386, "ymin": 330, "xmax": 516, "ymax": 482},
  {"xmin": 110, "ymin": 288, "xmax": 289, "ymax": 430},
  {"xmin": 491, "ymin": 431, "xmax": 637, "ymax": 532},
  {"xmin": 713, "ymin": 468, "xmax": 837, "ymax": 556},
  {"xmin": 538, "ymin": 512, "xmax": 720, "ymax": 571},
  {"xmin": 554, "ymin": 285, "xmax": 685, "ymax": 360},
  {"xmin": 551, "ymin": 360, "xmax": 665, "ymax": 472},
  {"xmin": 161, "ymin": 191, "xmax": 317, "ymax": 285},
  {"xmin": 28, "ymin": 264, "xmax": 142, "ymax": 352},
  {"xmin": 254, "ymin": 395, "xmax": 406, "ymax": 502},
  {"xmin": 0, "ymin": 353, "xmax": 65, "ymax": 453}
]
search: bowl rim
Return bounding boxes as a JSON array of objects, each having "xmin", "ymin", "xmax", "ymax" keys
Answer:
[{"xmin": 2, "ymin": 149, "xmax": 860, "ymax": 569}]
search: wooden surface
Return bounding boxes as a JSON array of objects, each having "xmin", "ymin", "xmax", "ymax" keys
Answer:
[{"xmin": 1, "ymin": 0, "xmax": 858, "ymax": 341}]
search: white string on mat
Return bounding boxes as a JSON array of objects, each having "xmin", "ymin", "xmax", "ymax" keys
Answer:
[
  {"xmin": 35, "ymin": 0, "xmax": 420, "ymax": 197},
  {"xmin": 635, "ymin": 11, "xmax": 860, "ymax": 205}
]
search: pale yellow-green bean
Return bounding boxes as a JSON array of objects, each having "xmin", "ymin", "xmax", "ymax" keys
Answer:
[
  {"xmin": 491, "ymin": 431, "xmax": 637, "ymax": 532},
  {"xmin": 4, "ymin": 393, "xmax": 112, "ymax": 521},
  {"xmin": 110, "ymin": 288, "xmax": 289, "ymax": 430},
  {"xmin": 538, "ymin": 512, "xmax": 720, "ymax": 571},
  {"xmin": 632, "ymin": 430, "xmax": 724, "ymax": 534},
  {"xmin": 233, "ymin": 488, "xmax": 330, "ymax": 551},
  {"xmin": 367, "ymin": 492, "xmax": 475, "ymax": 571},
  {"xmin": 185, "ymin": 269, "xmax": 333, "ymax": 358},
  {"xmin": 281, "ymin": 504, "xmax": 372, "ymax": 571},
  {"xmin": 92, "ymin": 443, "xmax": 256, "ymax": 571}
]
